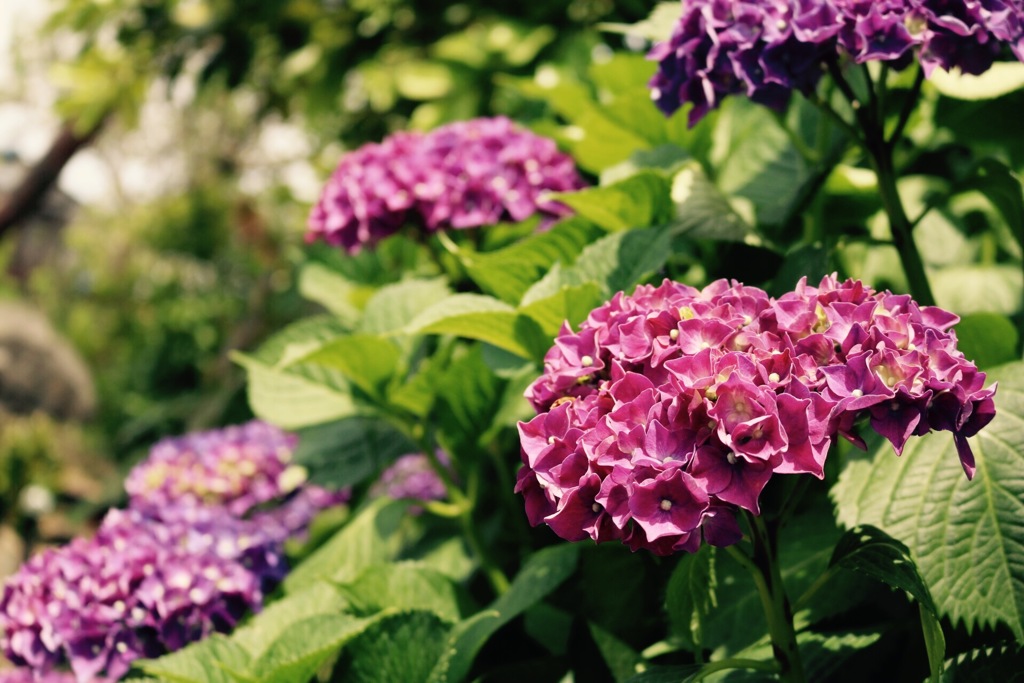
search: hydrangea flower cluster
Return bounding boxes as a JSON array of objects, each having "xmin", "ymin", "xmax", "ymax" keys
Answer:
[
  {"xmin": 517, "ymin": 276, "xmax": 996, "ymax": 555},
  {"xmin": 369, "ymin": 452, "xmax": 449, "ymax": 515},
  {"xmin": 0, "ymin": 669, "xmax": 104, "ymax": 683},
  {"xmin": 0, "ymin": 421, "xmax": 348, "ymax": 681},
  {"xmin": 306, "ymin": 116, "xmax": 586, "ymax": 252},
  {"xmin": 649, "ymin": 0, "xmax": 1024, "ymax": 124},
  {"xmin": 0, "ymin": 509, "xmax": 262, "ymax": 681},
  {"xmin": 125, "ymin": 420, "xmax": 303, "ymax": 516}
]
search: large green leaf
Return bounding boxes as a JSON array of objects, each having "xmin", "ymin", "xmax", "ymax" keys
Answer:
[
  {"xmin": 951, "ymin": 159, "xmax": 1024, "ymax": 257},
  {"xmin": 518, "ymin": 281, "xmax": 605, "ymax": 338},
  {"xmin": 954, "ymin": 313, "xmax": 1020, "ymax": 371},
  {"xmin": 336, "ymin": 610, "xmax": 452, "ymax": 683},
  {"xmin": 359, "ymin": 278, "xmax": 452, "ymax": 335},
  {"xmin": 248, "ymin": 613, "xmax": 376, "ymax": 683},
  {"xmin": 286, "ymin": 333, "xmax": 401, "ymax": 399},
  {"xmin": 428, "ymin": 544, "xmax": 580, "ymax": 683},
  {"xmin": 283, "ymin": 498, "xmax": 410, "ymax": 593},
  {"xmin": 433, "ymin": 344, "xmax": 505, "ymax": 463},
  {"xmin": 669, "ymin": 162, "xmax": 756, "ymax": 242},
  {"xmin": 550, "ymin": 172, "xmax": 673, "ymax": 232},
  {"xmin": 942, "ymin": 644, "xmax": 1024, "ymax": 682},
  {"xmin": 233, "ymin": 316, "xmax": 362, "ymax": 429},
  {"xmin": 929, "ymin": 62, "xmax": 1024, "ymax": 100},
  {"xmin": 666, "ymin": 545, "xmax": 717, "ymax": 653},
  {"xmin": 232, "ymin": 581, "xmax": 348, "ymax": 659},
  {"xmin": 297, "ymin": 262, "xmax": 363, "ymax": 323},
  {"xmin": 460, "ymin": 218, "xmax": 604, "ymax": 304},
  {"xmin": 832, "ymin": 361, "xmax": 1024, "ymax": 640},
  {"xmin": 337, "ymin": 562, "xmax": 462, "ymax": 624},
  {"xmin": 932, "ymin": 265, "xmax": 1022, "ymax": 315},
  {"xmin": 136, "ymin": 635, "xmax": 251, "ymax": 683},
  {"xmin": 829, "ymin": 525, "xmax": 944, "ymax": 682},
  {"xmin": 292, "ymin": 416, "xmax": 418, "ymax": 489},
  {"xmin": 405, "ymin": 293, "xmax": 547, "ymax": 359}
]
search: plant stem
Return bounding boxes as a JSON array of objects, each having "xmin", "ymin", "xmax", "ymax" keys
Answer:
[{"xmin": 728, "ymin": 515, "xmax": 807, "ymax": 683}]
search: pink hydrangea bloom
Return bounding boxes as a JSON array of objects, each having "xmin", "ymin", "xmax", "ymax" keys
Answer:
[
  {"xmin": 650, "ymin": 0, "xmax": 1024, "ymax": 125},
  {"xmin": 306, "ymin": 116, "xmax": 587, "ymax": 253},
  {"xmin": 518, "ymin": 276, "xmax": 996, "ymax": 555}
]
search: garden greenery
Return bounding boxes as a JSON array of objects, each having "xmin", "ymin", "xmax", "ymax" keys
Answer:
[{"xmin": 3, "ymin": 1, "xmax": 1024, "ymax": 681}]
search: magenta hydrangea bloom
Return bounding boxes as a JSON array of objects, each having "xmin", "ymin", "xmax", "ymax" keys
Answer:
[
  {"xmin": 517, "ymin": 275, "xmax": 996, "ymax": 555},
  {"xmin": 0, "ymin": 509, "xmax": 263, "ymax": 682},
  {"xmin": 306, "ymin": 116, "xmax": 587, "ymax": 253},
  {"xmin": 0, "ymin": 670, "xmax": 108, "ymax": 683},
  {"xmin": 650, "ymin": 0, "xmax": 1024, "ymax": 125}
]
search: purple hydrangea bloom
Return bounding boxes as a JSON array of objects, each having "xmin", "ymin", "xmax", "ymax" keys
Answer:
[
  {"xmin": 0, "ymin": 670, "xmax": 106, "ymax": 683},
  {"xmin": 0, "ymin": 509, "xmax": 262, "ymax": 682},
  {"xmin": 306, "ymin": 116, "xmax": 587, "ymax": 253},
  {"xmin": 650, "ymin": 0, "xmax": 1024, "ymax": 124},
  {"xmin": 1, "ymin": 422, "xmax": 349, "ymax": 682},
  {"xmin": 518, "ymin": 275, "xmax": 995, "ymax": 555}
]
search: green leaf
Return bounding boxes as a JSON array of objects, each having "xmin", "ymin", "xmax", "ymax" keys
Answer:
[
  {"xmin": 929, "ymin": 62, "xmax": 1024, "ymax": 100},
  {"xmin": 598, "ymin": 2, "xmax": 683, "ymax": 42},
  {"xmin": 287, "ymin": 333, "xmax": 401, "ymax": 399},
  {"xmin": 297, "ymin": 262, "xmax": 362, "ymax": 322},
  {"xmin": 137, "ymin": 634, "xmax": 251, "ymax": 683},
  {"xmin": 551, "ymin": 172, "xmax": 672, "ymax": 232},
  {"xmin": 360, "ymin": 278, "xmax": 452, "ymax": 335},
  {"xmin": 952, "ymin": 159, "xmax": 1024, "ymax": 256},
  {"xmin": 954, "ymin": 313, "xmax": 1020, "ymax": 370},
  {"xmin": 337, "ymin": 562, "xmax": 462, "ymax": 624},
  {"xmin": 248, "ymin": 613, "xmax": 376, "ymax": 683},
  {"xmin": 669, "ymin": 162, "xmax": 757, "ymax": 243},
  {"xmin": 433, "ymin": 344, "xmax": 505, "ymax": 462},
  {"xmin": 232, "ymin": 582, "xmax": 348, "ymax": 659},
  {"xmin": 832, "ymin": 360, "xmax": 1024, "ymax": 640},
  {"xmin": 941, "ymin": 644, "xmax": 1024, "ymax": 682},
  {"xmin": 460, "ymin": 218, "xmax": 604, "ymax": 303},
  {"xmin": 828, "ymin": 525, "xmax": 945, "ymax": 682},
  {"xmin": 283, "ymin": 498, "xmax": 410, "ymax": 593},
  {"xmin": 292, "ymin": 416, "xmax": 418, "ymax": 489},
  {"xmin": 623, "ymin": 665, "xmax": 702, "ymax": 683},
  {"xmin": 428, "ymin": 544, "xmax": 580, "ymax": 683},
  {"xmin": 666, "ymin": 545, "xmax": 716, "ymax": 652},
  {"xmin": 405, "ymin": 293, "xmax": 546, "ymax": 359},
  {"xmin": 589, "ymin": 621, "xmax": 643, "ymax": 683},
  {"xmin": 564, "ymin": 108, "xmax": 654, "ymax": 175},
  {"xmin": 932, "ymin": 265, "xmax": 1022, "ymax": 315},
  {"xmin": 336, "ymin": 610, "xmax": 451, "ymax": 683},
  {"xmin": 519, "ymin": 281, "xmax": 605, "ymax": 338}
]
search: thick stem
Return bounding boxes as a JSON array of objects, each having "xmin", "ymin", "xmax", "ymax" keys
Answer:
[
  {"xmin": 865, "ymin": 127, "xmax": 936, "ymax": 306},
  {"xmin": 730, "ymin": 514, "xmax": 807, "ymax": 683}
]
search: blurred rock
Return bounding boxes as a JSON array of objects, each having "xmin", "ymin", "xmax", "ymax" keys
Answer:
[{"xmin": 0, "ymin": 302, "xmax": 95, "ymax": 420}]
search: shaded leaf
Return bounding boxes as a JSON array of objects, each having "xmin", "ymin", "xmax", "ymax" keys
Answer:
[
  {"xmin": 338, "ymin": 562, "xmax": 462, "ymax": 624},
  {"xmin": 292, "ymin": 416, "xmax": 418, "ymax": 489},
  {"xmin": 337, "ymin": 610, "xmax": 451, "ymax": 683},
  {"xmin": 551, "ymin": 172, "xmax": 673, "ymax": 232},
  {"xmin": 232, "ymin": 582, "xmax": 348, "ymax": 659},
  {"xmin": 249, "ymin": 613, "xmax": 375, "ymax": 683},
  {"xmin": 954, "ymin": 313, "xmax": 1020, "ymax": 371}
]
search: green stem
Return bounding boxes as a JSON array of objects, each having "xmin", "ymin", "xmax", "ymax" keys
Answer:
[
  {"xmin": 691, "ymin": 657, "xmax": 780, "ymax": 682},
  {"xmin": 729, "ymin": 515, "xmax": 807, "ymax": 683},
  {"xmin": 864, "ymin": 123, "xmax": 936, "ymax": 306}
]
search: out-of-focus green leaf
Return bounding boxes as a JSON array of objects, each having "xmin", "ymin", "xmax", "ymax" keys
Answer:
[
  {"xmin": 598, "ymin": 2, "xmax": 683, "ymax": 42},
  {"xmin": 519, "ymin": 281, "xmax": 605, "ymax": 337},
  {"xmin": 136, "ymin": 634, "xmax": 250, "ymax": 683},
  {"xmin": 292, "ymin": 416, "xmax": 417, "ymax": 489},
  {"xmin": 550, "ymin": 172, "xmax": 672, "ymax": 232},
  {"xmin": 297, "ymin": 263, "xmax": 363, "ymax": 323},
  {"xmin": 248, "ymin": 613, "xmax": 375, "ymax": 683},
  {"xmin": 954, "ymin": 313, "xmax": 1020, "ymax": 370},
  {"xmin": 941, "ymin": 644, "xmax": 1024, "ymax": 682},
  {"xmin": 666, "ymin": 545, "xmax": 716, "ymax": 653},
  {"xmin": 404, "ymin": 293, "xmax": 546, "ymax": 359},
  {"xmin": 338, "ymin": 562, "xmax": 462, "ymax": 624},
  {"xmin": 232, "ymin": 582, "xmax": 349, "ymax": 659},
  {"xmin": 283, "ymin": 498, "xmax": 410, "ymax": 593},
  {"xmin": 360, "ymin": 278, "xmax": 453, "ymax": 335},
  {"xmin": 932, "ymin": 265, "xmax": 1022, "ymax": 315},
  {"xmin": 929, "ymin": 62, "xmax": 1024, "ymax": 101},
  {"xmin": 287, "ymin": 333, "xmax": 401, "ymax": 399},
  {"xmin": 428, "ymin": 544, "xmax": 580, "ymax": 683},
  {"xmin": 669, "ymin": 162, "xmax": 757, "ymax": 242}
]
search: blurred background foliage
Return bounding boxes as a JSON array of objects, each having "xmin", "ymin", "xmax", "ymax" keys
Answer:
[{"xmin": 0, "ymin": 0, "xmax": 648, "ymax": 550}]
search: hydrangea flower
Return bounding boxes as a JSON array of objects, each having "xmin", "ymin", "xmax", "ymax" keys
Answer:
[
  {"xmin": 0, "ymin": 509, "xmax": 263, "ymax": 682},
  {"xmin": 306, "ymin": 116, "xmax": 587, "ymax": 252},
  {"xmin": 0, "ymin": 669, "xmax": 105, "ymax": 683},
  {"xmin": 517, "ymin": 275, "xmax": 996, "ymax": 555},
  {"xmin": 369, "ymin": 452, "xmax": 450, "ymax": 514},
  {"xmin": 649, "ymin": 0, "xmax": 1024, "ymax": 124},
  {"xmin": 1, "ymin": 422, "xmax": 348, "ymax": 681}
]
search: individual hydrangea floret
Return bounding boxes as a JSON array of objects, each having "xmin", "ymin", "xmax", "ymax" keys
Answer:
[
  {"xmin": 0, "ymin": 509, "xmax": 262, "ymax": 682},
  {"xmin": 306, "ymin": 116, "xmax": 587, "ymax": 253},
  {"xmin": 370, "ymin": 452, "xmax": 450, "ymax": 514},
  {"xmin": 517, "ymin": 275, "xmax": 996, "ymax": 555},
  {"xmin": 649, "ymin": 0, "xmax": 1024, "ymax": 125}
]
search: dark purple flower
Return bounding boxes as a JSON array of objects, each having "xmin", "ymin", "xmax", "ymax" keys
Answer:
[
  {"xmin": 649, "ymin": 0, "xmax": 1024, "ymax": 124},
  {"xmin": 307, "ymin": 117, "xmax": 587, "ymax": 253},
  {"xmin": 517, "ymin": 275, "xmax": 995, "ymax": 555}
]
